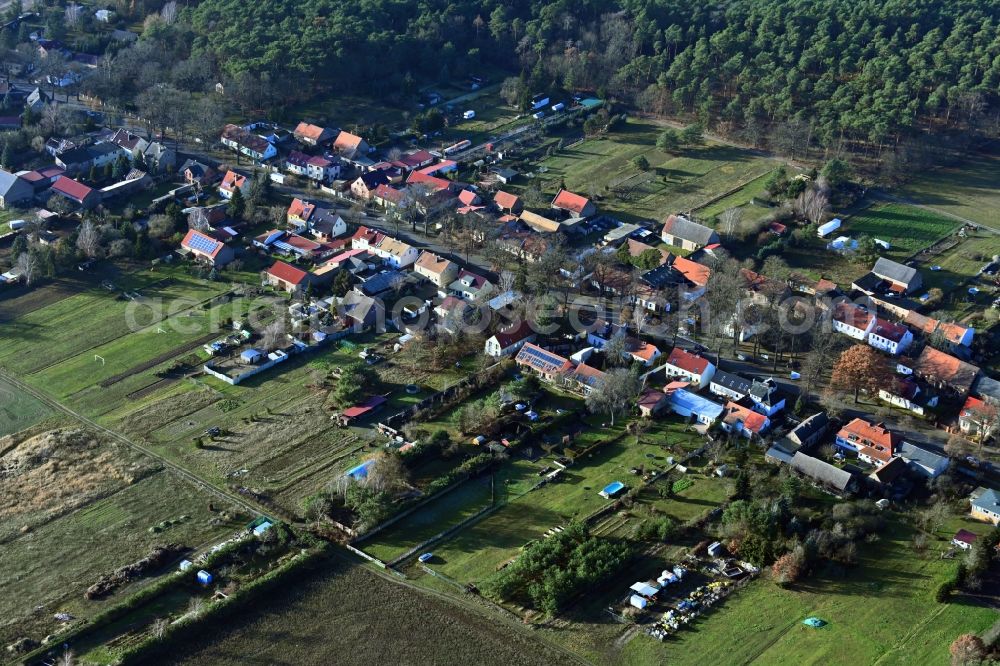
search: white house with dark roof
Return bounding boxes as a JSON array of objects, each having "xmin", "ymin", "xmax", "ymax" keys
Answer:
[
  {"xmin": 484, "ymin": 321, "xmax": 536, "ymax": 358},
  {"xmin": 872, "ymin": 257, "xmax": 922, "ymax": 294}
]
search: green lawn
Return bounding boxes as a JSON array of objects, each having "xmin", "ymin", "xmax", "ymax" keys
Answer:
[
  {"xmin": 0, "ymin": 268, "xmax": 229, "ymax": 377},
  {"xmin": 529, "ymin": 513, "xmax": 995, "ymax": 666},
  {"xmin": 902, "ymin": 147, "xmax": 1000, "ymax": 228},
  {"xmin": 531, "ymin": 119, "xmax": 784, "ymax": 223},
  {"xmin": 421, "ymin": 419, "xmax": 694, "ymax": 584},
  {"xmin": 694, "ymin": 169, "xmax": 779, "ymax": 224},
  {"xmin": 0, "ymin": 376, "xmax": 53, "ymax": 436},
  {"xmin": 843, "ymin": 203, "xmax": 961, "ymax": 261},
  {"xmin": 359, "ymin": 475, "xmax": 495, "ymax": 563}
]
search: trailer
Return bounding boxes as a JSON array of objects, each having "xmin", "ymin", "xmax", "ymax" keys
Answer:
[
  {"xmin": 444, "ymin": 139, "xmax": 472, "ymax": 155},
  {"xmin": 551, "ymin": 102, "xmax": 565, "ymax": 112},
  {"xmin": 462, "ymin": 110, "xmax": 475, "ymax": 120}
]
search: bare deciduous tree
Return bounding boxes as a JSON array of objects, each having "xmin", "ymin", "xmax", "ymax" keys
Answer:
[
  {"xmin": 16, "ymin": 250, "xmax": 38, "ymax": 286},
  {"xmin": 795, "ymin": 187, "xmax": 830, "ymax": 226},
  {"xmin": 77, "ymin": 220, "xmax": 102, "ymax": 258},
  {"xmin": 160, "ymin": 0, "xmax": 178, "ymax": 23},
  {"xmin": 261, "ymin": 320, "xmax": 286, "ymax": 351},
  {"xmin": 720, "ymin": 207, "xmax": 742, "ymax": 239}
]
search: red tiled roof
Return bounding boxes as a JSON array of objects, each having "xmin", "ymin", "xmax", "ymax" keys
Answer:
[
  {"xmin": 406, "ymin": 170, "xmax": 451, "ymax": 192},
  {"xmin": 397, "ymin": 150, "xmax": 434, "ymax": 168},
  {"xmin": 838, "ymin": 418, "xmax": 898, "ymax": 455},
  {"xmin": 638, "ymin": 389, "xmax": 666, "ymax": 409},
  {"xmin": 333, "ymin": 131, "xmax": 365, "ymax": 152},
  {"xmin": 672, "ymin": 256, "xmax": 711, "ymax": 287},
  {"xmin": 220, "ymin": 170, "xmax": 247, "ymax": 192},
  {"xmin": 666, "ymin": 347, "xmax": 712, "ymax": 375},
  {"xmin": 307, "ymin": 155, "xmax": 333, "ymax": 167},
  {"xmin": 181, "ymin": 229, "xmax": 224, "ymax": 259},
  {"xmin": 285, "ymin": 234, "xmax": 321, "ymax": 252},
  {"xmin": 914, "ymin": 346, "xmax": 979, "ymax": 389},
  {"xmin": 833, "ymin": 302, "xmax": 874, "ymax": 330},
  {"xmin": 458, "ymin": 189, "xmax": 479, "ymax": 206},
  {"xmin": 625, "ymin": 338, "xmax": 660, "ymax": 361},
  {"xmin": 417, "ymin": 160, "xmax": 457, "ymax": 175},
  {"xmin": 294, "ymin": 122, "xmax": 329, "ymax": 141},
  {"xmin": 551, "ymin": 188, "xmax": 591, "ymax": 214},
  {"xmin": 491, "ymin": 321, "xmax": 534, "ymax": 350},
  {"xmin": 723, "ymin": 401, "xmax": 768, "ymax": 433},
  {"xmin": 494, "ymin": 190, "xmax": 521, "ymax": 210},
  {"xmin": 870, "ymin": 318, "xmax": 909, "ymax": 343},
  {"xmin": 51, "ymin": 176, "xmax": 93, "ymax": 202},
  {"xmin": 287, "ymin": 197, "xmax": 315, "ymax": 221},
  {"xmin": 267, "ymin": 260, "xmax": 308, "ymax": 286}
]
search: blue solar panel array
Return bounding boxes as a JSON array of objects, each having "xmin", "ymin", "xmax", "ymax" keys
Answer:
[
  {"xmin": 519, "ymin": 345, "xmax": 567, "ymax": 372},
  {"xmin": 188, "ymin": 232, "xmax": 220, "ymax": 254}
]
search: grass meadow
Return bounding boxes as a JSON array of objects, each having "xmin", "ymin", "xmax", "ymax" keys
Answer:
[
  {"xmin": 902, "ymin": 145, "xmax": 1000, "ymax": 227},
  {"xmin": 530, "ymin": 119, "xmax": 783, "ymax": 222}
]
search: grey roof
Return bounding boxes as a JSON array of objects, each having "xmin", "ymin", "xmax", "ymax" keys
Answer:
[
  {"xmin": 787, "ymin": 412, "xmax": 829, "ymax": 446},
  {"xmin": 340, "ymin": 289, "xmax": 381, "ymax": 323},
  {"xmin": 711, "ymin": 370, "xmax": 752, "ymax": 396},
  {"xmin": 359, "ymin": 270, "xmax": 404, "ymax": 296},
  {"xmin": 0, "ymin": 168, "xmax": 30, "ymax": 198},
  {"xmin": 662, "ymin": 214, "xmax": 719, "ymax": 246},
  {"xmin": 873, "ymin": 257, "xmax": 918, "ymax": 286},
  {"xmin": 765, "ymin": 446, "xmax": 795, "ymax": 464},
  {"xmin": 749, "ymin": 378, "xmax": 779, "ymax": 405},
  {"xmin": 896, "ymin": 441, "xmax": 948, "ymax": 472},
  {"xmin": 972, "ymin": 488, "xmax": 1000, "ymax": 514},
  {"xmin": 972, "ymin": 375, "xmax": 1000, "ymax": 403},
  {"xmin": 790, "ymin": 452, "xmax": 854, "ymax": 492}
]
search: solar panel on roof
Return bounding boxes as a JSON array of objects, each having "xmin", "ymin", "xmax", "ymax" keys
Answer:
[
  {"xmin": 520, "ymin": 346, "xmax": 567, "ymax": 372},
  {"xmin": 273, "ymin": 240, "xmax": 296, "ymax": 253},
  {"xmin": 188, "ymin": 233, "xmax": 219, "ymax": 254}
]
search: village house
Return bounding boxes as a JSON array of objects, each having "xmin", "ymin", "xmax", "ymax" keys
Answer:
[
  {"xmin": 666, "ymin": 388, "xmax": 725, "ymax": 425},
  {"xmin": 519, "ymin": 209, "xmax": 563, "ymax": 234},
  {"xmin": 871, "ymin": 257, "xmax": 922, "ymax": 294},
  {"xmin": 904, "ymin": 311, "xmax": 974, "ymax": 348},
  {"xmin": 835, "ymin": 418, "xmax": 899, "ymax": 466},
  {"xmin": 878, "ymin": 376, "xmax": 937, "ymax": 415},
  {"xmin": 142, "ymin": 142, "xmax": 176, "ymax": 173},
  {"xmin": 338, "ymin": 288, "xmax": 384, "ymax": 330},
  {"xmin": 959, "ymin": 396, "xmax": 998, "ymax": 441},
  {"xmin": 720, "ymin": 401, "xmax": 770, "ymax": 439},
  {"xmin": 567, "ymin": 363, "xmax": 607, "ymax": 395},
  {"xmin": 910, "ymin": 346, "xmax": 979, "ymax": 397},
  {"xmin": 660, "ymin": 214, "xmax": 720, "ymax": 252},
  {"xmin": 770, "ymin": 412, "xmax": 830, "ymax": 461},
  {"xmin": 305, "ymin": 155, "xmax": 339, "ymax": 182},
  {"xmin": 350, "ymin": 226, "xmax": 385, "ymax": 251},
  {"xmin": 971, "ymin": 488, "xmax": 1000, "ymax": 525},
  {"xmin": 406, "ymin": 170, "xmax": 453, "ymax": 195},
  {"xmin": 868, "ymin": 318, "xmax": 913, "ymax": 355},
  {"xmin": 372, "ymin": 184, "xmax": 410, "ymax": 210},
  {"xmin": 332, "ymin": 130, "xmax": 370, "ymax": 157},
  {"xmin": 181, "ymin": 229, "xmax": 235, "ymax": 267},
  {"xmin": 748, "ymin": 378, "xmax": 786, "ymax": 416},
  {"xmin": 0, "ymin": 169, "xmax": 34, "ymax": 208},
  {"xmin": 220, "ymin": 124, "xmax": 277, "ymax": 161},
  {"xmin": 550, "ymin": 189, "xmax": 596, "ymax": 219},
  {"xmin": 622, "ymin": 338, "xmax": 661, "ymax": 366},
  {"xmin": 351, "ymin": 171, "xmax": 390, "ymax": 200},
  {"xmin": 308, "ymin": 208, "xmax": 347, "ymax": 241},
  {"xmin": 637, "ymin": 389, "xmax": 669, "ymax": 417},
  {"xmin": 515, "ymin": 343, "xmax": 574, "ymax": 382},
  {"xmin": 790, "ymin": 452, "xmax": 857, "ymax": 495},
  {"xmin": 413, "ymin": 251, "xmax": 459, "ymax": 288},
  {"xmin": 896, "ymin": 441, "xmax": 950, "ymax": 478},
  {"xmin": 663, "ymin": 347, "xmax": 716, "ymax": 387},
  {"xmin": 50, "ymin": 176, "xmax": 100, "ymax": 209},
  {"xmin": 373, "ymin": 237, "xmax": 419, "ymax": 269},
  {"xmin": 293, "ymin": 122, "xmax": 335, "ymax": 146},
  {"xmin": 55, "ymin": 143, "xmax": 123, "ymax": 176},
  {"xmin": 484, "ymin": 321, "xmax": 536, "ymax": 358},
  {"xmin": 393, "ymin": 149, "xmax": 435, "ymax": 170},
  {"xmin": 494, "ymin": 190, "xmax": 523, "ymax": 215},
  {"xmin": 264, "ymin": 260, "xmax": 311, "ymax": 294},
  {"xmin": 449, "ymin": 269, "xmax": 494, "ymax": 301},
  {"xmin": 832, "ymin": 302, "xmax": 875, "ymax": 340},
  {"xmin": 218, "ymin": 170, "xmax": 250, "ymax": 200},
  {"xmin": 952, "ymin": 529, "xmax": 979, "ymax": 550},
  {"xmin": 285, "ymin": 150, "xmax": 312, "ymax": 178},
  {"xmin": 435, "ymin": 296, "xmax": 470, "ymax": 333},
  {"xmin": 179, "ymin": 159, "xmax": 218, "ymax": 187},
  {"xmin": 106, "ymin": 128, "xmax": 148, "ymax": 158},
  {"xmin": 287, "ymin": 198, "xmax": 316, "ymax": 227},
  {"xmin": 709, "ymin": 370, "xmax": 753, "ymax": 402}
]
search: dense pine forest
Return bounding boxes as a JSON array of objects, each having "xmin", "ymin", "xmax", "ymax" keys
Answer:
[{"xmin": 70, "ymin": 0, "xmax": 1000, "ymax": 164}]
